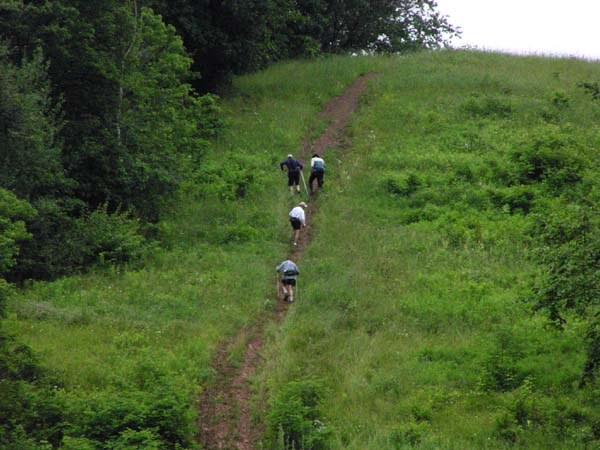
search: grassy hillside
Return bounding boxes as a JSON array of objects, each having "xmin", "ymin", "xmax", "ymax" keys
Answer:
[
  {"xmin": 258, "ymin": 52, "xmax": 600, "ymax": 449},
  {"xmin": 4, "ymin": 56, "xmax": 385, "ymax": 448},
  {"xmin": 5, "ymin": 51, "xmax": 600, "ymax": 448}
]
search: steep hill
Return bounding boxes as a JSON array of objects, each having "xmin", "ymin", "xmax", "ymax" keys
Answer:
[{"xmin": 6, "ymin": 51, "xmax": 600, "ymax": 449}]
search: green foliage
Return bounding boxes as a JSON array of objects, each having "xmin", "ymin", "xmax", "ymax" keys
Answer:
[
  {"xmin": 529, "ymin": 203, "xmax": 600, "ymax": 322},
  {"xmin": 64, "ymin": 380, "xmax": 194, "ymax": 449},
  {"xmin": 389, "ymin": 421, "xmax": 431, "ymax": 448},
  {"xmin": 461, "ymin": 94, "xmax": 513, "ymax": 118},
  {"xmin": 268, "ymin": 379, "xmax": 332, "ymax": 450},
  {"xmin": 380, "ymin": 172, "xmax": 421, "ymax": 196},
  {"xmin": 13, "ymin": 200, "xmax": 145, "ymax": 280},
  {"xmin": 0, "ymin": 43, "xmax": 71, "ymax": 201},
  {"xmin": 488, "ymin": 185, "xmax": 537, "ymax": 214},
  {"xmin": 528, "ymin": 202, "xmax": 600, "ymax": 385},
  {"xmin": 577, "ymin": 80, "xmax": 600, "ymax": 100},
  {"xmin": 479, "ymin": 331, "xmax": 527, "ymax": 392},
  {"xmin": 0, "ymin": 189, "xmax": 35, "ymax": 277},
  {"xmin": 512, "ymin": 128, "xmax": 583, "ymax": 188},
  {"xmin": 0, "ymin": 332, "xmax": 65, "ymax": 448}
]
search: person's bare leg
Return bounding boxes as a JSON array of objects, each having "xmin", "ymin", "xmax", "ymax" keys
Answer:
[{"xmin": 294, "ymin": 229, "xmax": 300, "ymax": 244}]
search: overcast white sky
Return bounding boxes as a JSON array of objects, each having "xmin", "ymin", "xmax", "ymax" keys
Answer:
[{"xmin": 434, "ymin": 0, "xmax": 600, "ymax": 60}]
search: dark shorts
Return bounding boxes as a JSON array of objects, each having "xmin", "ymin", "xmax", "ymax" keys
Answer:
[
  {"xmin": 290, "ymin": 217, "xmax": 302, "ymax": 230},
  {"xmin": 282, "ymin": 278, "xmax": 296, "ymax": 286},
  {"xmin": 287, "ymin": 171, "xmax": 300, "ymax": 186}
]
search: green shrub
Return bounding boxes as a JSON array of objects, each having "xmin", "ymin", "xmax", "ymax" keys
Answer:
[
  {"xmin": 380, "ymin": 172, "xmax": 421, "ymax": 197},
  {"xmin": 0, "ymin": 333, "xmax": 65, "ymax": 448},
  {"xmin": 388, "ymin": 421, "xmax": 430, "ymax": 448},
  {"xmin": 65, "ymin": 380, "xmax": 194, "ymax": 449},
  {"xmin": 268, "ymin": 380, "xmax": 332, "ymax": 450},
  {"xmin": 12, "ymin": 201, "xmax": 146, "ymax": 280},
  {"xmin": 193, "ymin": 153, "xmax": 265, "ymax": 201},
  {"xmin": 217, "ymin": 222, "xmax": 260, "ymax": 244},
  {"xmin": 480, "ymin": 330, "xmax": 527, "ymax": 392},
  {"xmin": 77, "ymin": 206, "xmax": 146, "ymax": 267},
  {"xmin": 0, "ymin": 188, "xmax": 36, "ymax": 277},
  {"xmin": 511, "ymin": 126, "xmax": 583, "ymax": 191},
  {"xmin": 461, "ymin": 95, "xmax": 513, "ymax": 118},
  {"xmin": 488, "ymin": 185, "xmax": 537, "ymax": 214}
]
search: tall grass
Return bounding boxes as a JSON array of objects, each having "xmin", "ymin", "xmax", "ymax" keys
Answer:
[{"xmin": 259, "ymin": 51, "xmax": 600, "ymax": 449}]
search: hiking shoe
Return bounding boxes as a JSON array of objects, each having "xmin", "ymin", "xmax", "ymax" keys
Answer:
[
  {"xmin": 293, "ymin": 241, "xmax": 297, "ymax": 246},
  {"xmin": 288, "ymin": 296, "xmax": 294, "ymax": 303}
]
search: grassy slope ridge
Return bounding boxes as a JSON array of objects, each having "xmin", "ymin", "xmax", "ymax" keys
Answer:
[
  {"xmin": 259, "ymin": 52, "xmax": 600, "ymax": 449},
  {"xmin": 4, "ymin": 56, "xmax": 383, "ymax": 447}
]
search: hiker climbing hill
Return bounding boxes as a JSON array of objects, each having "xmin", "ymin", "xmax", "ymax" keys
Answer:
[
  {"xmin": 276, "ymin": 259, "xmax": 299, "ymax": 303},
  {"xmin": 309, "ymin": 153, "xmax": 325, "ymax": 194},
  {"xmin": 280, "ymin": 153, "xmax": 304, "ymax": 194},
  {"xmin": 288, "ymin": 202, "xmax": 307, "ymax": 246}
]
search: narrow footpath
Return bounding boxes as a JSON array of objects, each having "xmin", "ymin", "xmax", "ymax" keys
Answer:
[{"xmin": 196, "ymin": 72, "xmax": 376, "ymax": 450}]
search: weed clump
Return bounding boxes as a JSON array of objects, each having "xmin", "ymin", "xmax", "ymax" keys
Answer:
[{"xmin": 268, "ymin": 380, "xmax": 332, "ymax": 450}]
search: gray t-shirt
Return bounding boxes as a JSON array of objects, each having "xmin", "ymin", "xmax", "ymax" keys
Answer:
[{"xmin": 276, "ymin": 260, "xmax": 299, "ymax": 279}]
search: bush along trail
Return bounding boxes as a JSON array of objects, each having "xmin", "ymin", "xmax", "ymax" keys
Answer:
[{"xmin": 196, "ymin": 72, "xmax": 375, "ymax": 449}]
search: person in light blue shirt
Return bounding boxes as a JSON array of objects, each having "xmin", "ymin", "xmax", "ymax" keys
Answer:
[{"xmin": 309, "ymin": 153, "xmax": 325, "ymax": 194}]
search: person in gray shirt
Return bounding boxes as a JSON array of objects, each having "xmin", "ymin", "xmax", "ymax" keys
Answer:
[{"xmin": 276, "ymin": 260, "xmax": 299, "ymax": 302}]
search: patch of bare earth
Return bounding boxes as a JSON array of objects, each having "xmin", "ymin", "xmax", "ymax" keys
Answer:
[{"xmin": 196, "ymin": 72, "xmax": 376, "ymax": 450}]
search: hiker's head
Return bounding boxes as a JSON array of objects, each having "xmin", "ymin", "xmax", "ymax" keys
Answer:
[
  {"xmin": 312, "ymin": 153, "xmax": 319, "ymax": 158},
  {"xmin": 287, "ymin": 154, "xmax": 293, "ymax": 159},
  {"xmin": 299, "ymin": 202, "xmax": 307, "ymax": 209}
]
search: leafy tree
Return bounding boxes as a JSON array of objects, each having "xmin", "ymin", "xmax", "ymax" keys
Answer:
[
  {"xmin": 0, "ymin": 42, "xmax": 71, "ymax": 201},
  {"xmin": 530, "ymin": 203, "xmax": 600, "ymax": 384},
  {"xmin": 110, "ymin": 5, "xmax": 217, "ymax": 219},
  {"xmin": 0, "ymin": 189, "xmax": 35, "ymax": 279},
  {"xmin": 291, "ymin": 0, "xmax": 459, "ymax": 53},
  {"xmin": 148, "ymin": 0, "xmax": 299, "ymax": 90}
]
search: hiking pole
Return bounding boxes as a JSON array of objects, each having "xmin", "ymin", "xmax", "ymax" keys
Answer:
[
  {"xmin": 276, "ymin": 273, "xmax": 280, "ymax": 300},
  {"xmin": 300, "ymin": 170, "xmax": 309, "ymax": 198}
]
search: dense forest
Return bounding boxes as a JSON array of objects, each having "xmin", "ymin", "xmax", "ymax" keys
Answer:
[{"xmin": 1, "ymin": 1, "xmax": 458, "ymax": 448}]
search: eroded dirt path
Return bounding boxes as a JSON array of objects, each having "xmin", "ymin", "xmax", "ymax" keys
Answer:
[{"xmin": 196, "ymin": 72, "xmax": 376, "ymax": 450}]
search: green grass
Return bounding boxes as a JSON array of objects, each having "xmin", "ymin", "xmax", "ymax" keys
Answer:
[
  {"xmin": 6, "ymin": 51, "xmax": 600, "ymax": 448},
  {"xmin": 258, "ymin": 51, "xmax": 600, "ymax": 449}
]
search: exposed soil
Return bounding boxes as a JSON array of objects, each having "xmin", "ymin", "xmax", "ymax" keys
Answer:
[{"xmin": 196, "ymin": 72, "xmax": 376, "ymax": 450}]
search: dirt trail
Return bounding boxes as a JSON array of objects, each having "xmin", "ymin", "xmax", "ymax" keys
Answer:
[{"xmin": 196, "ymin": 72, "xmax": 375, "ymax": 450}]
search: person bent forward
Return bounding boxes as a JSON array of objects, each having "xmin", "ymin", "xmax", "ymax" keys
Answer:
[
  {"xmin": 280, "ymin": 154, "xmax": 304, "ymax": 194},
  {"xmin": 276, "ymin": 259, "xmax": 299, "ymax": 303},
  {"xmin": 289, "ymin": 202, "xmax": 307, "ymax": 246}
]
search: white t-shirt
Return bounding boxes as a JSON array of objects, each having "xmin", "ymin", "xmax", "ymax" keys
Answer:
[
  {"xmin": 311, "ymin": 156, "xmax": 325, "ymax": 170},
  {"xmin": 289, "ymin": 206, "xmax": 306, "ymax": 226}
]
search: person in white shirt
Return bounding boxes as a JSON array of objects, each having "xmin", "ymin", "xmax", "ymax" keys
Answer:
[
  {"xmin": 288, "ymin": 202, "xmax": 307, "ymax": 246},
  {"xmin": 309, "ymin": 153, "xmax": 325, "ymax": 194}
]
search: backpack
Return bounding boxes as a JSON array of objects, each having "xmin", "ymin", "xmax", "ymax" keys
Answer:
[
  {"xmin": 313, "ymin": 159, "xmax": 324, "ymax": 170},
  {"xmin": 284, "ymin": 268, "xmax": 299, "ymax": 276}
]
